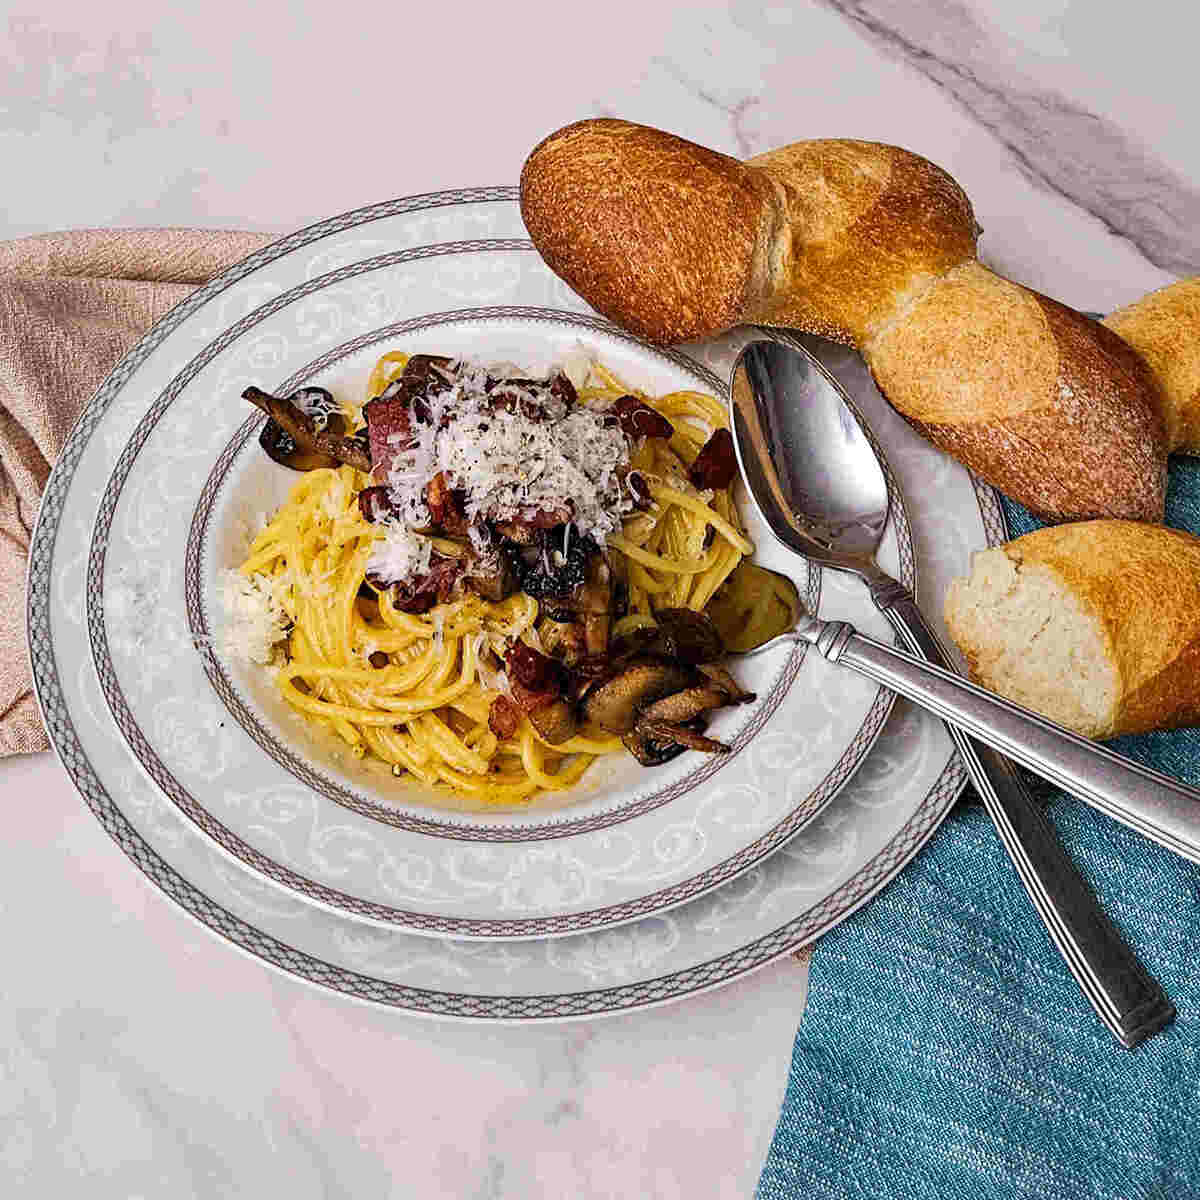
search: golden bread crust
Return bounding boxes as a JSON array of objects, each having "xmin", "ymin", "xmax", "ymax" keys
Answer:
[
  {"xmin": 863, "ymin": 263, "xmax": 1056, "ymax": 425},
  {"xmin": 519, "ymin": 119, "xmax": 774, "ymax": 345},
  {"xmin": 1002, "ymin": 521, "xmax": 1200, "ymax": 735},
  {"xmin": 748, "ymin": 139, "xmax": 977, "ymax": 342},
  {"xmin": 519, "ymin": 119, "xmax": 1176, "ymax": 524},
  {"xmin": 1104, "ymin": 277, "xmax": 1200, "ymax": 453},
  {"xmin": 866, "ymin": 265, "xmax": 1166, "ymax": 522}
]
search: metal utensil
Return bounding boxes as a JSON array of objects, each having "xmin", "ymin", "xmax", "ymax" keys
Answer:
[{"xmin": 727, "ymin": 335, "xmax": 1178, "ymax": 1048}]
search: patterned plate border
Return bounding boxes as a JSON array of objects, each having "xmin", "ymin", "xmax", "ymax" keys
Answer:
[
  {"xmin": 183, "ymin": 305, "xmax": 813, "ymax": 842},
  {"xmin": 27, "ymin": 186, "xmax": 1000, "ymax": 1016},
  {"xmin": 83, "ymin": 247, "xmax": 910, "ymax": 935}
]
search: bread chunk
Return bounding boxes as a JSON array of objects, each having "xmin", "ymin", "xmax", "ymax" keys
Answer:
[
  {"xmin": 945, "ymin": 546, "xmax": 1117, "ymax": 737},
  {"xmin": 946, "ymin": 521, "xmax": 1200, "ymax": 738}
]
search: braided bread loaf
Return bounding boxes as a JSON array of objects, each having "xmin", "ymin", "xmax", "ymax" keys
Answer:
[{"xmin": 521, "ymin": 119, "xmax": 1192, "ymax": 524}]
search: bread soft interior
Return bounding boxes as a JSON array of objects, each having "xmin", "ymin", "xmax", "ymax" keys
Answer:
[{"xmin": 944, "ymin": 548, "xmax": 1118, "ymax": 737}]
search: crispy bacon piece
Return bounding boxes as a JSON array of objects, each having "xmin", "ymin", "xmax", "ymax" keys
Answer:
[
  {"xmin": 425, "ymin": 471, "xmax": 469, "ymax": 536},
  {"xmin": 548, "ymin": 372, "xmax": 577, "ymax": 407},
  {"xmin": 486, "ymin": 370, "xmax": 576, "ymax": 419},
  {"xmin": 368, "ymin": 555, "xmax": 462, "ymax": 614},
  {"xmin": 625, "ymin": 470, "xmax": 652, "ymax": 510},
  {"xmin": 493, "ymin": 504, "xmax": 575, "ymax": 544},
  {"xmin": 506, "ymin": 643, "xmax": 562, "ymax": 694},
  {"xmin": 508, "ymin": 679, "xmax": 556, "ymax": 714},
  {"xmin": 504, "ymin": 643, "xmax": 567, "ymax": 717},
  {"xmin": 358, "ymin": 485, "xmax": 397, "ymax": 523},
  {"xmin": 363, "ymin": 388, "xmax": 413, "ymax": 483},
  {"xmin": 402, "ymin": 354, "xmax": 454, "ymax": 391},
  {"xmin": 488, "ymin": 694, "xmax": 522, "ymax": 739},
  {"xmin": 688, "ymin": 428, "xmax": 737, "ymax": 491},
  {"xmin": 488, "ymin": 387, "xmax": 546, "ymax": 421},
  {"xmin": 363, "ymin": 356, "xmax": 456, "ymax": 481},
  {"xmin": 609, "ymin": 395, "xmax": 674, "ymax": 440}
]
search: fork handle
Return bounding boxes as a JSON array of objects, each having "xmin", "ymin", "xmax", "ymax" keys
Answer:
[
  {"xmin": 872, "ymin": 589, "xmax": 1174, "ymax": 1048},
  {"xmin": 807, "ymin": 612, "xmax": 1200, "ymax": 863}
]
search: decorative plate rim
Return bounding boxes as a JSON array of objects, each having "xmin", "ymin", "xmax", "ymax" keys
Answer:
[
  {"xmin": 80, "ymin": 241, "xmax": 912, "ymax": 936},
  {"xmin": 27, "ymin": 186, "xmax": 995, "ymax": 1018},
  {"xmin": 183, "ymin": 304, "xmax": 812, "ymax": 843}
]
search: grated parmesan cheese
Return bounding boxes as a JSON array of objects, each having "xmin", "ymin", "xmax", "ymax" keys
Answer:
[
  {"xmin": 366, "ymin": 523, "xmax": 434, "ymax": 585},
  {"xmin": 559, "ymin": 343, "xmax": 596, "ymax": 392},
  {"xmin": 217, "ymin": 569, "xmax": 290, "ymax": 664},
  {"xmin": 382, "ymin": 358, "xmax": 636, "ymax": 545}
]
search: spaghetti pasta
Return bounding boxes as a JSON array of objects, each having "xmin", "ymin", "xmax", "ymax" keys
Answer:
[{"xmin": 233, "ymin": 351, "xmax": 755, "ymax": 805}]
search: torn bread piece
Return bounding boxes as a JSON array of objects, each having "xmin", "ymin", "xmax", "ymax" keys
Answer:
[{"xmin": 944, "ymin": 520, "xmax": 1200, "ymax": 739}]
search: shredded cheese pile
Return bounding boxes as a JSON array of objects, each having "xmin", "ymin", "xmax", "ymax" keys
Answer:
[
  {"xmin": 366, "ymin": 524, "xmax": 434, "ymax": 587},
  {"xmin": 216, "ymin": 568, "xmax": 290, "ymax": 664},
  {"xmin": 383, "ymin": 360, "xmax": 637, "ymax": 541}
]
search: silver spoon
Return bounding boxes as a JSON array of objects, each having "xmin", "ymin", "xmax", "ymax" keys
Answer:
[{"xmin": 726, "ymin": 335, "xmax": 1181, "ymax": 1048}]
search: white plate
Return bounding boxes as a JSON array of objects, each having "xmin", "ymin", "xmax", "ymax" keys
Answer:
[
  {"xmin": 30, "ymin": 189, "xmax": 995, "ymax": 1018},
  {"xmin": 77, "ymin": 201, "xmax": 915, "ymax": 939}
]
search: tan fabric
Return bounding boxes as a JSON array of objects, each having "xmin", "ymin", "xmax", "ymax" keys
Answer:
[{"xmin": 0, "ymin": 228, "xmax": 271, "ymax": 756}]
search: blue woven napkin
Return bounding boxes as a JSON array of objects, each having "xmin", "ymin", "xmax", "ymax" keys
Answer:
[{"xmin": 758, "ymin": 458, "xmax": 1200, "ymax": 1200}]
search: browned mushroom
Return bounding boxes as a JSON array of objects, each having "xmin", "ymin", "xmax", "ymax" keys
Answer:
[
  {"xmin": 580, "ymin": 658, "xmax": 695, "ymax": 734},
  {"xmin": 638, "ymin": 684, "xmax": 732, "ymax": 726},
  {"xmin": 607, "ymin": 625, "xmax": 661, "ymax": 661},
  {"xmin": 540, "ymin": 618, "xmax": 586, "ymax": 667},
  {"xmin": 621, "ymin": 723, "xmax": 687, "ymax": 766},
  {"xmin": 464, "ymin": 553, "xmax": 517, "ymax": 603},
  {"xmin": 576, "ymin": 556, "xmax": 612, "ymax": 656},
  {"xmin": 697, "ymin": 662, "xmax": 756, "ymax": 704},
  {"xmin": 623, "ymin": 717, "xmax": 730, "ymax": 765},
  {"xmin": 650, "ymin": 608, "xmax": 726, "ymax": 665},
  {"xmin": 257, "ymin": 419, "xmax": 337, "ymax": 471},
  {"xmin": 244, "ymin": 386, "xmax": 371, "ymax": 473},
  {"xmin": 526, "ymin": 698, "xmax": 577, "ymax": 745},
  {"xmin": 613, "ymin": 661, "xmax": 753, "ymax": 765}
]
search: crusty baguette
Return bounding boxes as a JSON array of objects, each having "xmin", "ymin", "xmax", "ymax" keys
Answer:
[
  {"xmin": 746, "ymin": 138, "xmax": 979, "ymax": 345},
  {"xmin": 944, "ymin": 520, "xmax": 1200, "ymax": 738},
  {"xmin": 520, "ymin": 120, "xmax": 978, "ymax": 347},
  {"xmin": 1103, "ymin": 277, "xmax": 1200, "ymax": 454},
  {"xmin": 865, "ymin": 262, "xmax": 1167, "ymax": 522},
  {"xmin": 520, "ymin": 120, "xmax": 779, "ymax": 347},
  {"xmin": 520, "ymin": 118, "xmax": 1172, "ymax": 523}
]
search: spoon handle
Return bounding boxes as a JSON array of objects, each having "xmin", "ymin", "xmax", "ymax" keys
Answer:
[
  {"xmin": 801, "ymin": 617, "xmax": 1200, "ymax": 862},
  {"xmin": 874, "ymin": 591, "xmax": 1174, "ymax": 1049}
]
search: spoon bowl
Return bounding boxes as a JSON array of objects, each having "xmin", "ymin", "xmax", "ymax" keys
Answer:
[{"xmin": 730, "ymin": 340, "xmax": 889, "ymax": 568}]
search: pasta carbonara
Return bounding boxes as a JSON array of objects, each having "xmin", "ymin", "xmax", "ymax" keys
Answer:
[{"xmin": 226, "ymin": 349, "xmax": 758, "ymax": 805}]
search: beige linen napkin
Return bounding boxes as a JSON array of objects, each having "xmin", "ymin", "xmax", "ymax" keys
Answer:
[{"xmin": 0, "ymin": 227, "xmax": 271, "ymax": 756}]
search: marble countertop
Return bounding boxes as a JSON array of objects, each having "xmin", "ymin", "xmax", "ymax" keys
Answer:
[{"xmin": 3, "ymin": 1, "xmax": 1194, "ymax": 1194}]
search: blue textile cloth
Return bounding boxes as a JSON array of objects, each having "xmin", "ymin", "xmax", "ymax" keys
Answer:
[{"xmin": 758, "ymin": 458, "xmax": 1200, "ymax": 1200}]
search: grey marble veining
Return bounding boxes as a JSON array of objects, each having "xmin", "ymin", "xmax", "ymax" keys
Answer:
[{"xmin": 810, "ymin": 0, "xmax": 1200, "ymax": 274}]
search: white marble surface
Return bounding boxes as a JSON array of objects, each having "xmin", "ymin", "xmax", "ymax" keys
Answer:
[{"xmin": 3, "ymin": 1, "xmax": 1196, "ymax": 1194}]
